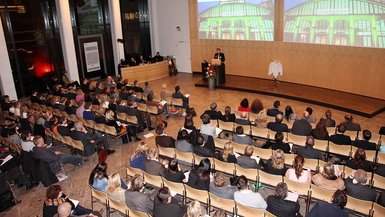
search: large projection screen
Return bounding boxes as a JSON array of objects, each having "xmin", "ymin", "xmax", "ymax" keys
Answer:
[
  {"xmin": 284, "ymin": 0, "xmax": 385, "ymax": 48},
  {"xmin": 198, "ymin": 0, "xmax": 275, "ymax": 41}
]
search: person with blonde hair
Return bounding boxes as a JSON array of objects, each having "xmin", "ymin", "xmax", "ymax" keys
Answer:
[
  {"xmin": 106, "ymin": 173, "xmax": 126, "ymax": 201},
  {"xmin": 130, "ymin": 142, "xmax": 148, "ymax": 170},
  {"xmin": 221, "ymin": 141, "xmax": 237, "ymax": 163},
  {"xmin": 312, "ymin": 162, "xmax": 345, "ymax": 191},
  {"xmin": 261, "ymin": 149, "xmax": 287, "ymax": 175},
  {"xmin": 184, "ymin": 200, "xmax": 202, "ymax": 217}
]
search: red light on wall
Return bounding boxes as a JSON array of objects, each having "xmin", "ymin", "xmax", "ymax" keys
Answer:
[{"xmin": 34, "ymin": 48, "xmax": 53, "ymax": 78}]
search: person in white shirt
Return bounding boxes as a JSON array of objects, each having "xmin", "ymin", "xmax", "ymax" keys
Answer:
[
  {"xmin": 200, "ymin": 114, "xmax": 216, "ymax": 137},
  {"xmin": 21, "ymin": 131, "xmax": 35, "ymax": 152},
  {"xmin": 234, "ymin": 175, "xmax": 267, "ymax": 209}
]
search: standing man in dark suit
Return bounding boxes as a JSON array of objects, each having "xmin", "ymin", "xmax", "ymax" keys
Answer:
[
  {"xmin": 267, "ymin": 182, "xmax": 300, "ymax": 217},
  {"xmin": 214, "ymin": 48, "xmax": 225, "ymax": 63},
  {"xmin": 352, "ymin": 130, "xmax": 377, "ymax": 150},
  {"xmin": 345, "ymin": 169, "xmax": 377, "ymax": 202}
]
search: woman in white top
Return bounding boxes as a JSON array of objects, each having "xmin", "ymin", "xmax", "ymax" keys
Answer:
[
  {"xmin": 285, "ymin": 155, "xmax": 311, "ymax": 184},
  {"xmin": 21, "ymin": 131, "xmax": 35, "ymax": 152}
]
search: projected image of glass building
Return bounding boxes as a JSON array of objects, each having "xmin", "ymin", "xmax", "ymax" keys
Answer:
[
  {"xmin": 198, "ymin": 0, "xmax": 274, "ymax": 41},
  {"xmin": 284, "ymin": 0, "xmax": 385, "ymax": 48}
]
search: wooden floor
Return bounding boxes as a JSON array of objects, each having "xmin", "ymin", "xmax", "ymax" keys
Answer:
[
  {"xmin": 3, "ymin": 73, "xmax": 385, "ymax": 217},
  {"xmin": 195, "ymin": 75, "xmax": 385, "ymax": 118}
]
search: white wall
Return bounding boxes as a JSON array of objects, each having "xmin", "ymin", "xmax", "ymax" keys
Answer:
[{"xmin": 149, "ymin": 0, "xmax": 192, "ymax": 73}]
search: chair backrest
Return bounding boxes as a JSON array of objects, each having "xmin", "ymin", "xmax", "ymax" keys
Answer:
[
  {"xmin": 213, "ymin": 137, "xmax": 230, "ymax": 149},
  {"xmin": 284, "ymin": 177, "xmax": 310, "ymax": 196},
  {"xmin": 313, "ymin": 139, "xmax": 329, "ymax": 152},
  {"xmin": 162, "ymin": 178, "xmax": 185, "ymax": 196},
  {"xmin": 142, "ymin": 170, "xmax": 163, "ymax": 188},
  {"xmin": 71, "ymin": 139, "xmax": 84, "ymax": 151},
  {"xmin": 328, "ymin": 142, "xmax": 352, "ymax": 158},
  {"xmin": 284, "ymin": 153, "xmax": 295, "ymax": 166},
  {"xmin": 127, "ymin": 207, "xmax": 150, "ymax": 217},
  {"xmin": 345, "ymin": 130, "xmax": 359, "ymax": 141},
  {"xmin": 218, "ymin": 120, "xmax": 234, "ymax": 132},
  {"xmin": 84, "ymin": 119, "xmax": 95, "ymax": 129},
  {"xmin": 287, "ymin": 133, "xmax": 307, "ymax": 146},
  {"xmin": 89, "ymin": 184, "xmax": 108, "ymax": 204},
  {"xmin": 303, "ymin": 158, "xmax": 320, "ymax": 172},
  {"xmin": 61, "ymin": 136, "xmax": 73, "ymax": 147},
  {"xmin": 194, "ymin": 154, "xmax": 213, "ymax": 166},
  {"xmin": 372, "ymin": 202, "xmax": 385, "ymax": 217},
  {"xmin": 157, "ymin": 146, "xmax": 176, "ymax": 159},
  {"xmin": 234, "ymin": 164, "xmax": 258, "ymax": 182},
  {"xmin": 253, "ymin": 147, "xmax": 272, "ymax": 161},
  {"xmin": 250, "ymin": 126, "xmax": 270, "ymax": 139},
  {"xmin": 213, "ymin": 158, "xmax": 235, "ymax": 175},
  {"xmin": 345, "ymin": 195, "xmax": 373, "ymax": 216},
  {"xmin": 310, "ymin": 184, "xmax": 334, "ymax": 202},
  {"xmin": 117, "ymin": 112, "xmax": 128, "ymax": 122},
  {"xmin": 104, "ymin": 125, "xmax": 117, "ymax": 136},
  {"xmin": 184, "ymin": 184, "xmax": 209, "ymax": 204},
  {"xmin": 108, "ymin": 196, "xmax": 129, "ymax": 216},
  {"xmin": 372, "ymin": 174, "xmax": 385, "ymax": 190},
  {"xmin": 126, "ymin": 115, "xmax": 138, "ymax": 125},
  {"xmin": 377, "ymin": 152, "xmax": 385, "ymax": 165},
  {"xmin": 137, "ymin": 103, "xmax": 147, "ymax": 112},
  {"xmin": 125, "ymin": 163, "xmax": 143, "ymax": 180},
  {"xmin": 209, "ymin": 192, "xmax": 235, "ymax": 214},
  {"xmin": 235, "ymin": 202, "xmax": 265, "ymax": 217},
  {"xmin": 175, "ymin": 149, "xmax": 194, "ymax": 167},
  {"xmin": 258, "ymin": 170, "xmax": 283, "ymax": 188},
  {"xmin": 232, "ymin": 142, "xmax": 248, "ymax": 155},
  {"xmin": 172, "ymin": 98, "xmax": 183, "ymax": 107},
  {"xmin": 147, "ymin": 105, "xmax": 159, "ymax": 115},
  {"xmin": 94, "ymin": 123, "xmax": 105, "ymax": 132}
]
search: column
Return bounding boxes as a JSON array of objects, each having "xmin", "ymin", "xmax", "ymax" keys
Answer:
[
  {"xmin": 108, "ymin": 0, "xmax": 124, "ymax": 76},
  {"xmin": 0, "ymin": 19, "xmax": 18, "ymax": 100},
  {"xmin": 55, "ymin": 0, "xmax": 79, "ymax": 82}
]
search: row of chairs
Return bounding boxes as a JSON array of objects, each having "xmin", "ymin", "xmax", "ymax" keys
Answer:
[
  {"xmin": 0, "ymin": 136, "xmax": 21, "ymax": 154},
  {"xmin": 45, "ymin": 128, "xmax": 85, "ymax": 154},
  {"xmin": 89, "ymin": 185, "xmax": 151, "ymax": 217},
  {"xmin": 124, "ymin": 164, "xmax": 276, "ymax": 217}
]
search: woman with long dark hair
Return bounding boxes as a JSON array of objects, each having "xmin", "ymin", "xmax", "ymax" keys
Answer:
[
  {"xmin": 187, "ymin": 158, "xmax": 211, "ymax": 190},
  {"xmin": 346, "ymin": 148, "xmax": 373, "ymax": 172},
  {"xmin": 285, "ymin": 155, "xmax": 311, "ymax": 183}
]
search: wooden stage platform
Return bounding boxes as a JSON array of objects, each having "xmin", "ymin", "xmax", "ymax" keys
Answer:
[{"xmin": 195, "ymin": 75, "xmax": 385, "ymax": 118}]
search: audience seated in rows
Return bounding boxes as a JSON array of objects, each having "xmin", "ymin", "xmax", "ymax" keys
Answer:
[
  {"xmin": 307, "ymin": 190, "xmax": 349, "ymax": 217},
  {"xmin": 236, "ymin": 145, "xmax": 260, "ymax": 169},
  {"xmin": 124, "ymin": 174, "xmax": 153, "ymax": 213},
  {"xmin": 232, "ymin": 126, "xmax": 255, "ymax": 146},
  {"xmin": 200, "ymin": 102, "xmax": 222, "ymax": 120},
  {"xmin": 220, "ymin": 106, "xmax": 236, "ymax": 122},
  {"xmin": 155, "ymin": 122, "xmax": 175, "ymax": 148},
  {"xmin": 209, "ymin": 172, "xmax": 238, "ymax": 200},
  {"xmin": 200, "ymin": 114, "xmax": 216, "ymax": 137},
  {"xmin": 284, "ymin": 105, "xmax": 297, "ymax": 122},
  {"xmin": 187, "ymin": 158, "xmax": 211, "ymax": 191},
  {"xmin": 129, "ymin": 142, "xmax": 148, "ymax": 170},
  {"xmin": 346, "ymin": 148, "xmax": 373, "ymax": 172},
  {"xmin": 353, "ymin": 129, "xmax": 377, "ymax": 150},
  {"xmin": 175, "ymin": 129, "xmax": 193, "ymax": 152},
  {"xmin": 263, "ymin": 131, "xmax": 291, "ymax": 153},
  {"xmin": 144, "ymin": 147, "xmax": 165, "ymax": 176},
  {"xmin": 312, "ymin": 162, "xmax": 345, "ymax": 191},
  {"xmin": 267, "ymin": 114, "xmax": 289, "ymax": 133},
  {"xmin": 216, "ymin": 141, "xmax": 237, "ymax": 163},
  {"xmin": 310, "ymin": 119, "xmax": 329, "ymax": 140},
  {"xmin": 329, "ymin": 124, "xmax": 352, "ymax": 145},
  {"xmin": 343, "ymin": 114, "xmax": 361, "ymax": 131},
  {"xmin": 260, "ymin": 149, "xmax": 287, "ymax": 176},
  {"xmin": 291, "ymin": 111, "xmax": 312, "ymax": 136},
  {"xmin": 320, "ymin": 109, "xmax": 336, "ymax": 127},
  {"xmin": 295, "ymin": 136, "xmax": 323, "ymax": 160},
  {"xmin": 267, "ymin": 100, "xmax": 283, "ymax": 117},
  {"xmin": 161, "ymin": 159, "xmax": 185, "ymax": 183},
  {"xmin": 285, "ymin": 155, "xmax": 312, "ymax": 184},
  {"xmin": 234, "ymin": 175, "xmax": 267, "ymax": 209},
  {"xmin": 153, "ymin": 187, "xmax": 186, "ymax": 217},
  {"xmin": 345, "ymin": 169, "xmax": 376, "ymax": 202},
  {"xmin": 266, "ymin": 182, "xmax": 300, "ymax": 217}
]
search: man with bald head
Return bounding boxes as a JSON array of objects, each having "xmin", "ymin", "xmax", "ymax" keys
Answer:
[
  {"xmin": 267, "ymin": 113, "xmax": 289, "ymax": 133},
  {"xmin": 57, "ymin": 202, "xmax": 98, "ymax": 217},
  {"xmin": 291, "ymin": 111, "xmax": 312, "ymax": 136}
]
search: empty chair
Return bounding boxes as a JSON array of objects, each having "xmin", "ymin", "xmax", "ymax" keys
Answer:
[
  {"xmin": 208, "ymin": 192, "xmax": 236, "ymax": 215},
  {"xmin": 345, "ymin": 195, "xmax": 373, "ymax": 216},
  {"xmin": 235, "ymin": 202, "xmax": 266, "ymax": 217},
  {"xmin": 89, "ymin": 185, "xmax": 108, "ymax": 211},
  {"xmin": 310, "ymin": 184, "xmax": 335, "ymax": 202},
  {"xmin": 213, "ymin": 158, "xmax": 236, "ymax": 175}
]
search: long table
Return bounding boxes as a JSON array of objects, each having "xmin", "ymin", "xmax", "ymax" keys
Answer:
[{"xmin": 121, "ymin": 60, "xmax": 169, "ymax": 82}]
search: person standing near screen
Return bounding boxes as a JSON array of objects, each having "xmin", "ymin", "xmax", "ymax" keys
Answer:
[{"xmin": 214, "ymin": 48, "xmax": 225, "ymax": 63}]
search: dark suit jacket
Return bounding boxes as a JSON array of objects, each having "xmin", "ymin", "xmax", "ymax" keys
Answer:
[
  {"xmin": 353, "ymin": 140, "xmax": 377, "ymax": 151},
  {"xmin": 267, "ymin": 122, "xmax": 289, "ymax": 133},
  {"xmin": 295, "ymin": 146, "xmax": 322, "ymax": 160},
  {"xmin": 264, "ymin": 141, "xmax": 291, "ymax": 154},
  {"xmin": 125, "ymin": 190, "xmax": 153, "ymax": 213},
  {"xmin": 330, "ymin": 134, "xmax": 352, "ymax": 145},
  {"xmin": 83, "ymin": 110, "xmax": 95, "ymax": 120},
  {"xmin": 200, "ymin": 110, "xmax": 222, "ymax": 120},
  {"xmin": 291, "ymin": 119, "xmax": 312, "ymax": 136},
  {"xmin": 320, "ymin": 117, "xmax": 336, "ymax": 127},
  {"xmin": 346, "ymin": 160, "xmax": 373, "ymax": 172},
  {"xmin": 307, "ymin": 201, "xmax": 348, "ymax": 217},
  {"xmin": 345, "ymin": 177, "xmax": 377, "ymax": 202},
  {"xmin": 155, "ymin": 135, "xmax": 176, "ymax": 148},
  {"xmin": 153, "ymin": 196, "xmax": 186, "ymax": 217},
  {"xmin": 69, "ymin": 130, "xmax": 95, "ymax": 156},
  {"xmin": 266, "ymin": 195, "xmax": 300, "ymax": 217},
  {"xmin": 143, "ymin": 159, "xmax": 165, "ymax": 176},
  {"xmin": 220, "ymin": 113, "xmax": 236, "ymax": 122},
  {"xmin": 57, "ymin": 125, "xmax": 71, "ymax": 137},
  {"xmin": 193, "ymin": 145, "xmax": 214, "ymax": 157},
  {"xmin": 237, "ymin": 156, "xmax": 260, "ymax": 169},
  {"xmin": 266, "ymin": 108, "xmax": 283, "ymax": 117},
  {"xmin": 32, "ymin": 146, "xmax": 60, "ymax": 173},
  {"xmin": 343, "ymin": 122, "xmax": 361, "ymax": 131},
  {"xmin": 214, "ymin": 52, "xmax": 225, "ymax": 62},
  {"xmin": 261, "ymin": 159, "xmax": 287, "ymax": 176}
]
